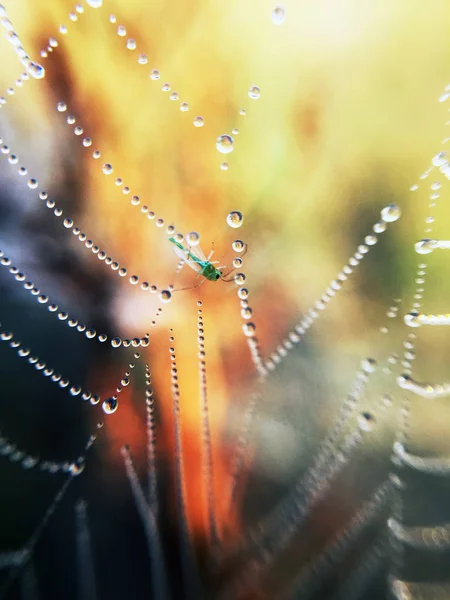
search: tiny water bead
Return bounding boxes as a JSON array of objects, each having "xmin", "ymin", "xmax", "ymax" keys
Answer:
[
  {"xmin": 180, "ymin": 102, "xmax": 189, "ymax": 112},
  {"xmin": 415, "ymin": 239, "xmax": 436, "ymax": 254},
  {"xmin": 380, "ymin": 204, "xmax": 401, "ymax": 223},
  {"xmin": 159, "ymin": 290, "xmax": 172, "ymax": 303},
  {"xmin": 232, "ymin": 239, "xmax": 245, "ymax": 252},
  {"xmin": 272, "ymin": 5, "xmax": 286, "ymax": 25},
  {"xmin": 102, "ymin": 397, "xmax": 118, "ymax": 415},
  {"xmin": 86, "ymin": 0, "xmax": 103, "ymax": 7},
  {"xmin": 226, "ymin": 211, "xmax": 243, "ymax": 228},
  {"xmin": 358, "ymin": 411, "xmax": 376, "ymax": 432},
  {"xmin": 193, "ymin": 116, "xmax": 205, "ymax": 128},
  {"xmin": 216, "ymin": 134, "xmax": 234, "ymax": 154},
  {"xmin": 27, "ymin": 61, "xmax": 45, "ymax": 80},
  {"xmin": 248, "ymin": 85, "xmax": 261, "ymax": 100},
  {"xmin": 185, "ymin": 231, "xmax": 200, "ymax": 246}
]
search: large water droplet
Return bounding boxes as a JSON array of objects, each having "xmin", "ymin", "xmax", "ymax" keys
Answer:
[
  {"xmin": 358, "ymin": 411, "xmax": 375, "ymax": 432},
  {"xmin": 415, "ymin": 239, "xmax": 436, "ymax": 255},
  {"xmin": 226, "ymin": 211, "xmax": 243, "ymax": 228},
  {"xmin": 216, "ymin": 134, "xmax": 234, "ymax": 154},
  {"xmin": 272, "ymin": 5, "xmax": 286, "ymax": 25},
  {"xmin": 380, "ymin": 204, "xmax": 401, "ymax": 223},
  {"xmin": 248, "ymin": 85, "xmax": 261, "ymax": 100},
  {"xmin": 193, "ymin": 116, "xmax": 205, "ymax": 128},
  {"xmin": 86, "ymin": 0, "xmax": 103, "ymax": 7},
  {"xmin": 27, "ymin": 62, "xmax": 45, "ymax": 79},
  {"xmin": 159, "ymin": 290, "xmax": 172, "ymax": 303},
  {"xmin": 185, "ymin": 231, "xmax": 200, "ymax": 246},
  {"xmin": 102, "ymin": 397, "xmax": 118, "ymax": 414}
]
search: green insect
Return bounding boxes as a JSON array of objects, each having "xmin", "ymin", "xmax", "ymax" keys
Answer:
[{"xmin": 169, "ymin": 237, "xmax": 242, "ymax": 284}]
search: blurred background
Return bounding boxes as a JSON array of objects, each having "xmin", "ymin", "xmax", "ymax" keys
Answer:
[{"xmin": 1, "ymin": 1, "xmax": 450, "ymax": 598}]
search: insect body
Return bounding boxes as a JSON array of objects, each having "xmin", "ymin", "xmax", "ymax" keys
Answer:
[{"xmin": 169, "ymin": 237, "xmax": 223, "ymax": 281}]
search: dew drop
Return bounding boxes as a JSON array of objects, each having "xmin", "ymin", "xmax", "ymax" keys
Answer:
[
  {"xmin": 193, "ymin": 116, "xmax": 205, "ymax": 128},
  {"xmin": 57, "ymin": 101, "xmax": 67, "ymax": 112},
  {"xmin": 216, "ymin": 134, "xmax": 234, "ymax": 154},
  {"xmin": 432, "ymin": 151, "xmax": 447, "ymax": 167},
  {"xmin": 226, "ymin": 211, "xmax": 243, "ymax": 228},
  {"xmin": 404, "ymin": 311, "xmax": 421, "ymax": 328},
  {"xmin": 358, "ymin": 411, "xmax": 376, "ymax": 432},
  {"xmin": 86, "ymin": 0, "xmax": 103, "ymax": 6},
  {"xmin": 232, "ymin": 239, "xmax": 245, "ymax": 252},
  {"xmin": 248, "ymin": 85, "xmax": 261, "ymax": 100},
  {"xmin": 27, "ymin": 62, "xmax": 45, "ymax": 79},
  {"xmin": 242, "ymin": 322, "xmax": 256, "ymax": 337},
  {"xmin": 102, "ymin": 163, "xmax": 113, "ymax": 175},
  {"xmin": 69, "ymin": 462, "xmax": 85, "ymax": 476},
  {"xmin": 185, "ymin": 231, "xmax": 200, "ymax": 246},
  {"xmin": 159, "ymin": 290, "xmax": 172, "ymax": 303},
  {"xmin": 102, "ymin": 397, "xmax": 118, "ymax": 414},
  {"xmin": 220, "ymin": 162, "xmax": 228, "ymax": 171},
  {"xmin": 361, "ymin": 357, "xmax": 377, "ymax": 373},
  {"xmin": 272, "ymin": 5, "xmax": 286, "ymax": 25},
  {"xmin": 150, "ymin": 69, "xmax": 160, "ymax": 80},
  {"xmin": 380, "ymin": 204, "xmax": 401, "ymax": 223},
  {"xmin": 180, "ymin": 102, "xmax": 189, "ymax": 112}
]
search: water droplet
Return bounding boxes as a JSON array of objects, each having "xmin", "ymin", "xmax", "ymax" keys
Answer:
[
  {"xmin": 234, "ymin": 272, "xmax": 246, "ymax": 285},
  {"xmin": 150, "ymin": 69, "xmax": 160, "ymax": 80},
  {"xmin": 232, "ymin": 240, "xmax": 246, "ymax": 252},
  {"xmin": 220, "ymin": 162, "xmax": 228, "ymax": 171},
  {"xmin": 404, "ymin": 311, "xmax": 421, "ymax": 328},
  {"xmin": 159, "ymin": 290, "xmax": 172, "ymax": 303},
  {"xmin": 102, "ymin": 397, "xmax": 118, "ymax": 414},
  {"xmin": 193, "ymin": 116, "xmax": 205, "ymax": 128},
  {"xmin": 226, "ymin": 211, "xmax": 243, "ymax": 228},
  {"xmin": 170, "ymin": 91, "xmax": 179, "ymax": 101},
  {"xmin": 272, "ymin": 5, "xmax": 286, "ymax": 25},
  {"xmin": 185, "ymin": 231, "xmax": 200, "ymax": 246},
  {"xmin": 216, "ymin": 134, "xmax": 234, "ymax": 154},
  {"xmin": 86, "ymin": 0, "xmax": 103, "ymax": 6},
  {"xmin": 102, "ymin": 163, "xmax": 113, "ymax": 175},
  {"xmin": 161, "ymin": 82, "xmax": 171, "ymax": 92},
  {"xmin": 180, "ymin": 102, "xmax": 189, "ymax": 112},
  {"xmin": 415, "ymin": 239, "xmax": 436, "ymax": 255},
  {"xmin": 380, "ymin": 204, "xmax": 401, "ymax": 223},
  {"xmin": 432, "ymin": 151, "xmax": 447, "ymax": 167},
  {"xmin": 248, "ymin": 85, "xmax": 261, "ymax": 100},
  {"xmin": 126, "ymin": 38, "xmax": 136, "ymax": 50},
  {"xmin": 242, "ymin": 322, "xmax": 256, "ymax": 337},
  {"xmin": 57, "ymin": 101, "xmax": 67, "ymax": 112},
  {"xmin": 27, "ymin": 62, "xmax": 45, "ymax": 79},
  {"xmin": 361, "ymin": 357, "xmax": 377, "ymax": 373},
  {"xmin": 68, "ymin": 462, "xmax": 84, "ymax": 477},
  {"xmin": 358, "ymin": 411, "xmax": 375, "ymax": 432}
]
